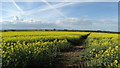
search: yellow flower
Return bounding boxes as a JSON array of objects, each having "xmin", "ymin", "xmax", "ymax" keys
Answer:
[
  {"xmin": 102, "ymin": 55, "xmax": 104, "ymax": 57},
  {"xmin": 89, "ymin": 51, "xmax": 92, "ymax": 53},
  {"xmin": 108, "ymin": 47, "xmax": 111, "ymax": 49},
  {"xmin": 115, "ymin": 46, "xmax": 118, "ymax": 49},
  {"xmin": 101, "ymin": 50, "xmax": 103, "ymax": 52},
  {"xmin": 110, "ymin": 63, "xmax": 113, "ymax": 66},
  {"xmin": 114, "ymin": 60, "xmax": 118, "ymax": 63},
  {"xmin": 92, "ymin": 49, "xmax": 95, "ymax": 51},
  {"xmin": 107, "ymin": 53, "xmax": 110, "ymax": 56},
  {"xmin": 95, "ymin": 54, "xmax": 98, "ymax": 57}
]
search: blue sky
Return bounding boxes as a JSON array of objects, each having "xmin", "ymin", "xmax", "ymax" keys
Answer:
[
  {"xmin": 2, "ymin": 2, "xmax": 117, "ymax": 21},
  {"xmin": 1, "ymin": 2, "xmax": 118, "ymax": 32}
]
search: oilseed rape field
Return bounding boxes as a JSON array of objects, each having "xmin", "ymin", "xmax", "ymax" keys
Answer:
[
  {"xmin": 1, "ymin": 31, "xmax": 120, "ymax": 68},
  {"xmin": 80, "ymin": 33, "xmax": 120, "ymax": 67}
]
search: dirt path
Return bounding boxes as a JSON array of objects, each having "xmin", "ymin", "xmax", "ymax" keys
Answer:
[
  {"xmin": 52, "ymin": 33, "xmax": 91, "ymax": 68},
  {"xmin": 52, "ymin": 45, "xmax": 86, "ymax": 68}
]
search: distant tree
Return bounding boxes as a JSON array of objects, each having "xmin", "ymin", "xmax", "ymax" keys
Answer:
[
  {"xmin": 64, "ymin": 29, "xmax": 68, "ymax": 31},
  {"xmin": 53, "ymin": 29, "xmax": 56, "ymax": 31}
]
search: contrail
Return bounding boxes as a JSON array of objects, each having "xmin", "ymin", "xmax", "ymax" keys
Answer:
[
  {"xmin": 2, "ymin": 2, "xmax": 77, "ymax": 19},
  {"xmin": 11, "ymin": 0, "xmax": 24, "ymax": 14},
  {"xmin": 24, "ymin": 2, "xmax": 76, "ymax": 16},
  {"xmin": 41, "ymin": 0, "xmax": 67, "ymax": 18}
]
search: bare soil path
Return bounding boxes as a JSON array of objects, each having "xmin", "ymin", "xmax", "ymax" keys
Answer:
[
  {"xmin": 52, "ymin": 45, "xmax": 86, "ymax": 68},
  {"xmin": 52, "ymin": 33, "xmax": 91, "ymax": 68}
]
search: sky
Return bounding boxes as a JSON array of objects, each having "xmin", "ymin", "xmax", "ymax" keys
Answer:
[{"xmin": 1, "ymin": 1, "xmax": 118, "ymax": 32}]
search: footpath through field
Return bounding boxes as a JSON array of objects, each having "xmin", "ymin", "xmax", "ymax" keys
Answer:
[
  {"xmin": 52, "ymin": 33, "xmax": 91, "ymax": 68},
  {"xmin": 53, "ymin": 46, "xmax": 86, "ymax": 68}
]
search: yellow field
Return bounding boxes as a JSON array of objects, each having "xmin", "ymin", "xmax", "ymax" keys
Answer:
[{"xmin": 1, "ymin": 31, "xmax": 120, "ymax": 68}]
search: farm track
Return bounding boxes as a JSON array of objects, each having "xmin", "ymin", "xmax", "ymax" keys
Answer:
[
  {"xmin": 52, "ymin": 33, "xmax": 91, "ymax": 68},
  {"xmin": 52, "ymin": 45, "xmax": 86, "ymax": 68}
]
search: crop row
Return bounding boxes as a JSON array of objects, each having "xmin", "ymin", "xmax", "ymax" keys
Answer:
[{"xmin": 80, "ymin": 36, "xmax": 120, "ymax": 67}]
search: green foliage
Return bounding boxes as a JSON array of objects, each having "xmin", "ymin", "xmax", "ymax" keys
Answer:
[
  {"xmin": 2, "ymin": 31, "xmax": 86, "ymax": 68},
  {"xmin": 2, "ymin": 31, "xmax": 120, "ymax": 68},
  {"xmin": 2, "ymin": 40, "xmax": 71, "ymax": 68},
  {"xmin": 80, "ymin": 35, "xmax": 120, "ymax": 67}
]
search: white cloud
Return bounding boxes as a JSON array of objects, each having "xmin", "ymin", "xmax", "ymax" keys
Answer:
[
  {"xmin": 55, "ymin": 17, "xmax": 93, "ymax": 29},
  {"xmin": 92, "ymin": 18, "xmax": 118, "ymax": 26},
  {"xmin": 1, "ymin": 17, "xmax": 118, "ymax": 32}
]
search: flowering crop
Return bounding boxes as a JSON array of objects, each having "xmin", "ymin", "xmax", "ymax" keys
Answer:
[
  {"xmin": 80, "ymin": 33, "xmax": 120, "ymax": 67},
  {"xmin": 2, "ymin": 31, "xmax": 87, "ymax": 68}
]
